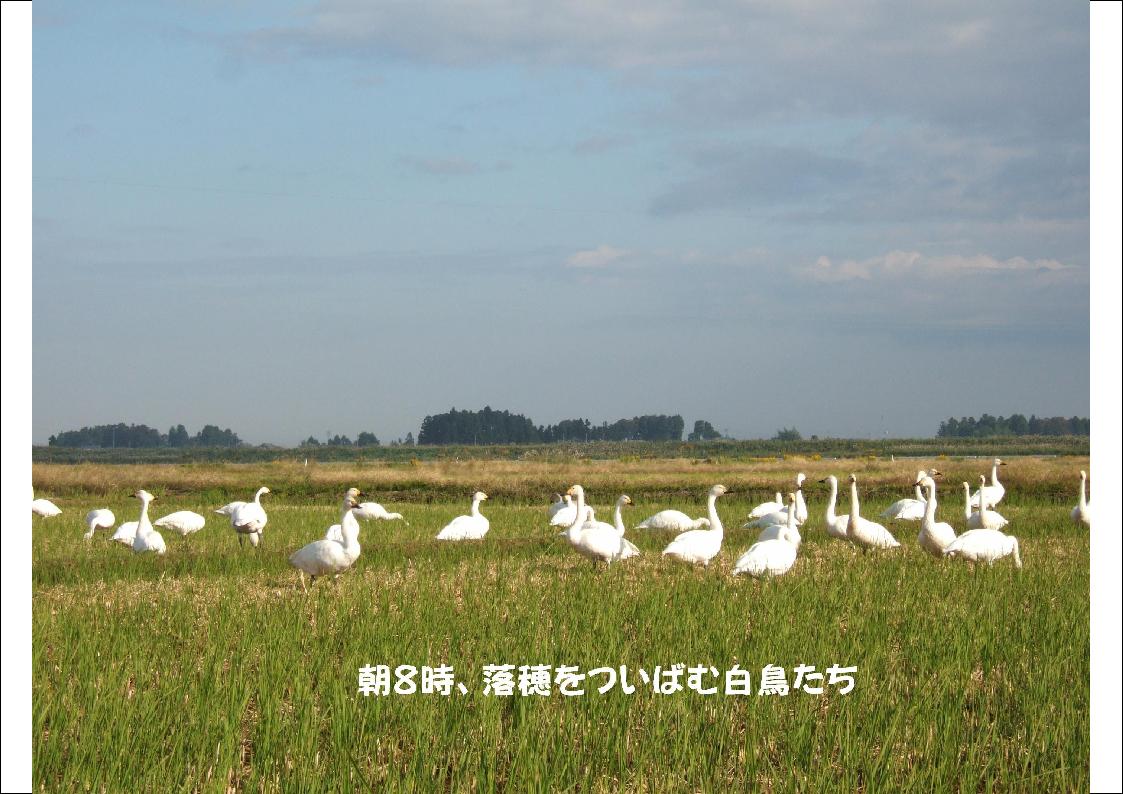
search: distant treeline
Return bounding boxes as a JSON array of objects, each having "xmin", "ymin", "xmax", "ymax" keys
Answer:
[
  {"xmin": 48, "ymin": 423, "xmax": 243, "ymax": 448},
  {"xmin": 936, "ymin": 414, "xmax": 1089, "ymax": 438},
  {"xmin": 417, "ymin": 407, "xmax": 692, "ymax": 445}
]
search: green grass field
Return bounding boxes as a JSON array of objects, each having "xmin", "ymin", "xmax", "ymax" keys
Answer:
[{"xmin": 33, "ymin": 458, "xmax": 1089, "ymax": 791}]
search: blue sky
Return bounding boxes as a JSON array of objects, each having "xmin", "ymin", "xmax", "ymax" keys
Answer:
[{"xmin": 31, "ymin": 1, "xmax": 1090, "ymax": 444}]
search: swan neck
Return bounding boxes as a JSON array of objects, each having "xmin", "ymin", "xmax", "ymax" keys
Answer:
[
  {"xmin": 614, "ymin": 502, "xmax": 625, "ymax": 535},
  {"xmin": 567, "ymin": 491, "xmax": 586, "ymax": 539},
  {"xmin": 340, "ymin": 508, "xmax": 361, "ymax": 551},
  {"xmin": 924, "ymin": 484, "xmax": 937, "ymax": 522},
  {"xmin": 849, "ymin": 480, "xmax": 860, "ymax": 519},
  {"xmin": 470, "ymin": 497, "xmax": 482, "ymax": 517},
  {"xmin": 825, "ymin": 478, "xmax": 838, "ymax": 522},
  {"xmin": 1079, "ymin": 474, "xmax": 1087, "ymax": 508},
  {"xmin": 707, "ymin": 493, "xmax": 723, "ymax": 536}
]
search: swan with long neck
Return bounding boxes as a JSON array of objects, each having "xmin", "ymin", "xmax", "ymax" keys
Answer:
[
  {"xmin": 970, "ymin": 458, "xmax": 1007, "ymax": 508},
  {"xmin": 793, "ymin": 474, "xmax": 809, "ymax": 523},
  {"xmin": 845, "ymin": 474, "xmax": 900, "ymax": 551},
  {"xmin": 550, "ymin": 497, "xmax": 593, "ymax": 527},
  {"xmin": 755, "ymin": 490, "xmax": 802, "ymax": 547},
  {"xmin": 436, "ymin": 491, "xmax": 490, "ymax": 540},
  {"xmin": 1070, "ymin": 470, "xmax": 1091, "ymax": 527},
  {"xmin": 290, "ymin": 487, "xmax": 364, "ymax": 590},
  {"xmin": 914, "ymin": 476, "xmax": 957, "ymax": 557},
  {"xmin": 131, "ymin": 490, "xmax": 166, "ymax": 555},
  {"xmin": 818, "ymin": 476, "xmax": 851, "ymax": 541},
  {"xmin": 733, "ymin": 493, "xmax": 800, "ymax": 577},
  {"xmin": 964, "ymin": 477, "xmax": 1008, "ymax": 530},
  {"xmin": 881, "ymin": 469, "xmax": 941, "ymax": 521},
  {"xmin": 84, "ymin": 508, "xmax": 115, "ymax": 540},
  {"xmin": 230, "ymin": 486, "xmax": 270, "ymax": 548},
  {"xmin": 661, "ymin": 484, "xmax": 728, "ymax": 566},
  {"xmin": 562, "ymin": 486, "xmax": 637, "ymax": 563}
]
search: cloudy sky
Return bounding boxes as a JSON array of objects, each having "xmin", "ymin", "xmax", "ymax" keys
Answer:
[{"xmin": 31, "ymin": 1, "xmax": 1089, "ymax": 444}]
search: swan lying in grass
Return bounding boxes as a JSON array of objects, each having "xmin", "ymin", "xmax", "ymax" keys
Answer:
[
  {"xmin": 550, "ymin": 499, "xmax": 592, "ymax": 527},
  {"xmin": 964, "ymin": 477, "xmax": 1008, "ymax": 530},
  {"xmin": 436, "ymin": 491, "xmax": 490, "ymax": 540},
  {"xmin": 914, "ymin": 476, "xmax": 957, "ymax": 558},
  {"xmin": 845, "ymin": 474, "xmax": 900, "ymax": 551},
  {"xmin": 131, "ymin": 490, "xmax": 166, "ymax": 555},
  {"xmin": 661, "ymin": 484, "xmax": 728, "ymax": 566},
  {"xmin": 743, "ymin": 475, "xmax": 808, "ymax": 529},
  {"xmin": 355, "ymin": 501, "xmax": 406, "ymax": 523},
  {"xmin": 230, "ymin": 487, "xmax": 270, "ymax": 548},
  {"xmin": 1071, "ymin": 470, "xmax": 1091, "ymax": 527},
  {"xmin": 755, "ymin": 491, "xmax": 802, "ymax": 547},
  {"xmin": 84, "ymin": 509, "xmax": 115, "ymax": 540},
  {"xmin": 111, "ymin": 521, "xmax": 140, "ymax": 545},
  {"xmin": 154, "ymin": 510, "xmax": 206, "ymax": 537},
  {"xmin": 291, "ymin": 488, "xmax": 364, "ymax": 590},
  {"xmin": 880, "ymin": 469, "xmax": 942, "ymax": 521},
  {"xmin": 635, "ymin": 510, "xmax": 710, "ymax": 532},
  {"xmin": 818, "ymin": 476, "xmax": 851, "ymax": 541},
  {"xmin": 970, "ymin": 458, "xmax": 1007, "ymax": 508},
  {"xmin": 32, "ymin": 496, "xmax": 62, "ymax": 518},
  {"xmin": 733, "ymin": 494, "xmax": 800, "ymax": 578},
  {"xmin": 548, "ymin": 493, "xmax": 571, "ymax": 519},
  {"xmin": 746, "ymin": 492, "xmax": 784, "ymax": 520}
]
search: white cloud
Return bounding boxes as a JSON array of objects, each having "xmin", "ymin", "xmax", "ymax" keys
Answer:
[
  {"xmin": 803, "ymin": 250, "xmax": 1074, "ymax": 282},
  {"xmin": 565, "ymin": 245, "xmax": 631, "ymax": 269}
]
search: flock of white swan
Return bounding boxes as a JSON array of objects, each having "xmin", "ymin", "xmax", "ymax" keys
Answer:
[{"xmin": 30, "ymin": 458, "xmax": 1091, "ymax": 588}]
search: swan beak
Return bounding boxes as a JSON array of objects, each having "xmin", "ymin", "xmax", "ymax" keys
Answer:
[{"xmin": 931, "ymin": 470, "xmax": 943, "ymax": 477}]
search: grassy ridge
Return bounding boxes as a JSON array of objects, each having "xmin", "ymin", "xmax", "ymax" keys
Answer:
[{"xmin": 33, "ymin": 462, "xmax": 1089, "ymax": 791}]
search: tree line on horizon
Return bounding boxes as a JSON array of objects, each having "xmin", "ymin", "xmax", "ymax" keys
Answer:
[
  {"xmin": 48, "ymin": 423, "xmax": 243, "ymax": 449},
  {"xmin": 416, "ymin": 407, "xmax": 711, "ymax": 445},
  {"xmin": 936, "ymin": 414, "xmax": 1089, "ymax": 437}
]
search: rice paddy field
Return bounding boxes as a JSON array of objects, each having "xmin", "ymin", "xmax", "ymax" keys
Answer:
[{"xmin": 32, "ymin": 455, "xmax": 1090, "ymax": 792}]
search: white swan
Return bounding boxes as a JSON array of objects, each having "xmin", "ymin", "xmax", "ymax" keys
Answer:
[
  {"xmin": 230, "ymin": 487, "xmax": 270, "ymax": 547},
  {"xmin": 880, "ymin": 469, "xmax": 942, "ymax": 521},
  {"xmin": 943, "ymin": 528, "xmax": 1022, "ymax": 568},
  {"xmin": 755, "ymin": 492, "xmax": 802, "ymax": 547},
  {"xmin": 354, "ymin": 501, "xmax": 407, "ymax": 523},
  {"xmin": 154, "ymin": 510, "xmax": 206, "ymax": 537},
  {"xmin": 914, "ymin": 476, "xmax": 957, "ymax": 558},
  {"xmin": 436, "ymin": 491, "xmax": 490, "ymax": 540},
  {"xmin": 291, "ymin": 487, "xmax": 364, "ymax": 590},
  {"xmin": 131, "ymin": 490, "xmax": 166, "ymax": 555},
  {"xmin": 84, "ymin": 509, "xmax": 115, "ymax": 539},
  {"xmin": 818, "ymin": 476, "xmax": 851, "ymax": 541},
  {"xmin": 732, "ymin": 494, "xmax": 800, "ymax": 578},
  {"xmin": 32, "ymin": 497, "xmax": 62, "ymax": 517},
  {"xmin": 548, "ymin": 493, "xmax": 571, "ymax": 519},
  {"xmin": 793, "ymin": 473, "xmax": 809, "ymax": 523},
  {"xmin": 215, "ymin": 501, "xmax": 246, "ymax": 517},
  {"xmin": 744, "ymin": 475, "xmax": 808, "ymax": 528},
  {"xmin": 964, "ymin": 477, "xmax": 1008, "ymax": 530},
  {"xmin": 661, "ymin": 484, "xmax": 728, "ymax": 566},
  {"xmin": 635, "ymin": 510, "xmax": 710, "ymax": 532},
  {"xmin": 746, "ymin": 492, "xmax": 784, "ymax": 520},
  {"xmin": 586, "ymin": 495, "xmax": 640, "ymax": 559},
  {"xmin": 970, "ymin": 458, "xmax": 1007, "ymax": 508},
  {"xmin": 111, "ymin": 521, "xmax": 139, "ymax": 545},
  {"xmin": 561, "ymin": 487, "xmax": 638, "ymax": 563},
  {"xmin": 1071, "ymin": 470, "xmax": 1091, "ymax": 527},
  {"xmin": 845, "ymin": 474, "xmax": 900, "ymax": 551},
  {"xmin": 550, "ymin": 500, "xmax": 593, "ymax": 527}
]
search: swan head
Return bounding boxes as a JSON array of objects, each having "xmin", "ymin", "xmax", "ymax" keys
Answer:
[
  {"xmin": 709, "ymin": 484, "xmax": 728, "ymax": 498},
  {"xmin": 473, "ymin": 491, "xmax": 488, "ymax": 502},
  {"xmin": 618, "ymin": 494, "xmax": 632, "ymax": 507},
  {"xmin": 256, "ymin": 486, "xmax": 271, "ymax": 498},
  {"xmin": 132, "ymin": 489, "xmax": 155, "ymax": 503},
  {"xmin": 848, "ymin": 473, "xmax": 858, "ymax": 484},
  {"xmin": 994, "ymin": 458, "xmax": 1006, "ymax": 467},
  {"xmin": 818, "ymin": 475, "xmax": 837, "ymax": 486},
  {"xmin": 786, "ymin": 492, "xmax": 796, "ymax": 506},
  {"xmin": 795, "ymin": 473, "xmax": 806, "ymax": 487},
  {"xmin": 928, "ymin": 468, "xmax": 943, "ymax": 477},
  {"xmin": 915, "ymin": 475, "xmax": 937, "ymax": 492},
  {"xmin": 343, "ymin": 487, "xmax": 364, "ymax": 509},
  {"xmin": 979, "ymin": 474, "xmax": 987, "ymax": 486},
  {"xmin": 1080, "ymin": 470, "xmax": 1087, "ymax": 479},
  {"xmin": 566, "ymin": 484, "xmax": 585, "ymax": 500}
]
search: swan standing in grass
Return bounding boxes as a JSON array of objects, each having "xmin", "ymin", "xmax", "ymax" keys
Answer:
[
  {"xmin": 661, "ymin": 484, "xmax": 728, "ymax": 566},
  {"xmin": 964, "ymin": 478, "xmax": 1009, "ymax": 530},
  {"xmin": 230, "ymin": 487, "xmax": 270, "ymax": 547},
  {"xmin": 943, "ymin": 528, "xmax": 1022, "ymax": 568},
  {"xmin": 561, "ymin": 486, "xmax": 638, "ymax": 564},
  {"xmin": 154, "ymin": 510, "xmax": 207, "ymax": 537},
  {"xmin": 635, "ymin": 510, "xmax": 710, "ymax": 532},
  {"xmin": 32, "ymin": 496, "xmax": 62, "ymax": 518},
  {"xmin": 914, "ymin": 477, "xmax": 957, "ymax": 558},
  {"xmin": 355, "ymin": 501, "xmax": 407, "ymax": 523},
  {"xmin": 436, "ymin": 491, "xmax": 490, "ymax": 540},
  {"xmin": 818, "ymin": 476, "xmax": 852, "ymax": 541},
  {"xmin": 84, "ymin": 509, "xmax": 115, "ymax": 540},
  {"xmin": 291, "ymin": 488, "xmax": 364, "ymax": 591},
  {"xmin": 746, "ymin": 492, "xmax": 784, "ymax": 521},
  {"xmin": 880, "ymin": 470, "xmax": 942, "ymax": 521},
  {"xmin": 111, "ymin": 521, "xmax": 140, "ymax": 546},
  {"xmin": 845, "ymin": 474, "xmax": 900, "ymax": 551},
  {"xmin": 131, "ymin": 490, "xmax": 166, "ymax": 555},
  {"xmin": 1071, "ymin": 470, "xmax": 1091, "ymax": 527},
  {"xmin": 970, "ymin": 458, "xmax": 1007, "ymax": 508},
  {"xmin": 755, "ymin": 492, "xmax": 802, "ymax": 547},
  {"xmin": 733, "ymin": 494, "xmax": 800, "ymax": 578}
]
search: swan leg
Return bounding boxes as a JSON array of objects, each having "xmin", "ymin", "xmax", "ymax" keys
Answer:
[
  {"xmin": 299, "ymin": 571, "xmax": 307, "ymax": 592},
  {"xmin": 238, "ymin": 534, "xmax": 244, "ymax": 548}
]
